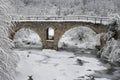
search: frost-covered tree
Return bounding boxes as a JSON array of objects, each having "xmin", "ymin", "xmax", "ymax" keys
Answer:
[
  {"xmin": 99, "ymin": 38, "xmax": 120, "ymax": 66},
  {"xmin": 14, "ymin": 0, "xmax": 120, "ymax": 16},
  {"xmin": 0, "ymin": 0, "xmax": 19, "ymax": 80},
  {"xmin": 97, "ymin": 16, "xmax": 120, "ymax": 66}
]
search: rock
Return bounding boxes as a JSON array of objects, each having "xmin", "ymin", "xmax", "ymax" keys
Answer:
[
  {"xmin": 87, "ymin": 69, "xmax": 92, "ymax": 71},
  {"xmin": 28, "ymin": 76, "xmax": 33, "ymax": 80},
  {"xmin": 77, "ymin": 59, "xmax": 83, "ymax": 66},
  {"xmin": 27, "ymin": 54, "xmax": 29, "ymax": 57}
]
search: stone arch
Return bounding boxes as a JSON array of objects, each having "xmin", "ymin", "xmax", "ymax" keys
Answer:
[
  {"xmin": 57, "ymin": 26, "xmax": 98, "ymax": 49},
  {"xmin": 9, "ymin": 23, "xmax": 43, "ymax": 48},
  {"xmin": 10, "ymin": 23, "xmax": 43, "ymax": 41},
  {"xmin": 13, "ymin": 28, "xmax": 43, "ymax": 48}
]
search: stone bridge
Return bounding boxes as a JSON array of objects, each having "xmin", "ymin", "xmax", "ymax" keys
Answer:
[
  {"xmin": 10, "ymin": 21, "xmax": 109, "ymax": 50},
  {"xmin": 9, "ymin": 15, "xmax": 113, "ymax": 50}
]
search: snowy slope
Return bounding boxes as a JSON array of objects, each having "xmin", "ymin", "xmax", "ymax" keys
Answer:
[{"xmin": 15, "ymin": 0, "xmax": 120, "ymax": 17}]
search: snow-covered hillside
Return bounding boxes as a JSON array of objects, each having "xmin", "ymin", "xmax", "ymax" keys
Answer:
[{"xmin": 14, "ymin": 0, "xmax": 120, "ymax": 17}]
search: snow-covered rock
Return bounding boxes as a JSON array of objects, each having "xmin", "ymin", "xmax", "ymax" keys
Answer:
[{"xmin": 98, "ymin": 38, "xmax": 120, "ymax": 66}]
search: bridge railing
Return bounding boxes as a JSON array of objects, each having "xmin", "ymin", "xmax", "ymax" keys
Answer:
[{"xmin": 10, "ymin": 15, "xmax": 113, "ymax": 25}]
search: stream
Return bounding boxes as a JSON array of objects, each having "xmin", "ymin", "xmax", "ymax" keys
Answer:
[{"xmin": 14, "ymin": 48, "xmax": 112, "ymax": 80}]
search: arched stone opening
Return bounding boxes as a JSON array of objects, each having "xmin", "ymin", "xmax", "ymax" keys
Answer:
[
  {"xmin": 46, "ymin": 27, "xmax": 55, "ymax": 40},
  {"xmin": 13, "ymin": 28, "xmax": 42, "ymax": 49},
  {"xmin": 58, "ymin": 26, "xmax": 100, "ymax": 50}
]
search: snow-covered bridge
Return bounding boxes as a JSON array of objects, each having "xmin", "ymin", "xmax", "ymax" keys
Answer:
[
  {"xmin": 11, "ymin": 15, "xmax": 111, "ymax": 24},
  {"xmin": 10, "ymin": 15, "xmax": 112, "ymax": 50}
]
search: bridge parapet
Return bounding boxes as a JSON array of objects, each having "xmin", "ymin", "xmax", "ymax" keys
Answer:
[{"xmin": 10, "ymin": 15, "xmax": 112, "ymax": 25}]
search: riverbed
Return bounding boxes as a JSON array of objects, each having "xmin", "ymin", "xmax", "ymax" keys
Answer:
[{"xmin": 14, "ymin": 49, "xmax": 110, "ymax": 80}]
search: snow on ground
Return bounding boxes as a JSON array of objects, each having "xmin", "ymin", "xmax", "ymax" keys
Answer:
[{"xmin": 14, "ymin": 49, "xmax": 110, "ymax": 80}]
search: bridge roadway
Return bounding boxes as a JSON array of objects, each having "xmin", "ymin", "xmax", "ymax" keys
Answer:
[{"xmin": 11, "ymin": 15, "xmax": 112, "ymax": 25}]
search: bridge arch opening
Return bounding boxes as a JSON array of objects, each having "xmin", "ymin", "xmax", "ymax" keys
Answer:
[
  {"xmin": 46, "ymin": 27, "xmax": 54, "ymax": 40},
  {"xmin": 58, "ymin": 26, "xmax": 100, "ymax": 50},
  {"xmin": 13, "ymin": 28, "xmax": 42, "ymax": 49}
]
